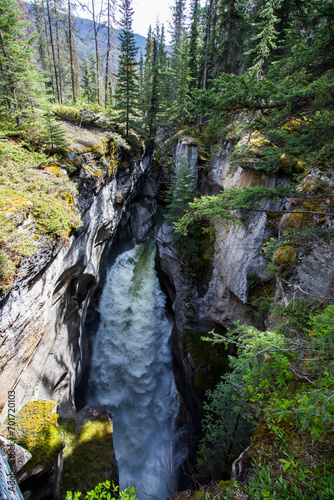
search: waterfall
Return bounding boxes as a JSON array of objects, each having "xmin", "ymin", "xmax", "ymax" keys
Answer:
[{"xmin": 87, "ymin": 237, "xmax": 183, "ymax": 499}]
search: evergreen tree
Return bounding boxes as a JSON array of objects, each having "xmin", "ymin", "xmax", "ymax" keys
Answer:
[
  {"xmin": 214, "ymin": 0, "xmax": 243, "ymax": 74},
  {"xmin": 0, "ymin": 0, "xmax": 43, "ymax": 126},
  {"xmin": 115, "ymin": 0, "xmax": 140, "ymax": 136},
  {"xmin": 172, "ymin": 30, "xmax": 191, "ymax": 128},
  {"xmin": 42, "ymin": 110, "xmax": 68, "ymax": 153},
  {"xmin": 246, "ymin": 0, "xmax": 283, "ymax": 78},
  {"xmin": 189, "ymin": 0, "xmax": 201, "ymax": 89},
  {"xmin": 170, "ymin": 0, "xmax": 186, "ymax": 60},
  {"xmin": 142, "ymin": 25, "xmax": 153, "ymax": 131},
  {"xmin": 165, "ymin": 154, "xmax": 196, "ymax": 227},
  {"xmin": 81, "ymin": 52, "xmax": 96, "ymax": 103},
  {"xmin": 141, "ymin": 23, "xmax": 161, "ymax": 136},
  {"xmin": 156, "ymin": 24, "xmax": 172, "ymax": 126}
]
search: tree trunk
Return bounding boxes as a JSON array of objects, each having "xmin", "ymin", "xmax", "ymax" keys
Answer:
[
  {"xmin": 92, "ymin": 0, "xmax": 100, "ymax": 105},
  {"xmin": 105, "ymin": 0, "xmax": 112, "ymax": 107},
  {"xmin": 0, "ymin": 28, "xmax": 17, "ymax": 111},
  {"xmin": 149, "ymin": 38, "xmax": 159, "ymax": 136},
  {"xmin": 54, "ymin": 0, "xmax": 63, "ymax": 103},
  {"xmin": 43, "ymin": 1, "xmax": 56, "ymax": 97},
  {"xmin": 68, "ymin": 0, "xmax": 76, "ymax": 102},
  {"xmin": 200, "ymin": 0, "xmax": 214, "ymax": 127},
  {"xmin": 46, "ymin": 0, "xmax": 60, "ymax": 102}
]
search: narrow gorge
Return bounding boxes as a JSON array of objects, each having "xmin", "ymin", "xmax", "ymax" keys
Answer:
[{"xmin": 2, "ymin": 119, "xmax": 334, "ymax": 499}]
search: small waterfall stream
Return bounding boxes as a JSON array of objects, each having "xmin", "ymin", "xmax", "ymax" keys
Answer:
[{"xmin": 86, "ymin": 237, "xmax": 183, "ymax": 499}]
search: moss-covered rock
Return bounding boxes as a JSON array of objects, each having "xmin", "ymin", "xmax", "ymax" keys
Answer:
[
  {"xmin": 183, "ymin": 330, "xmax": 228, "ymax": 400},
  {"xmin": 59, "ymin": 406, "xmax": 118, "ymax": 499},
  {"xmin": 174, "ymin": 480, "xmax": 246, "ymax": 500},
  {"xmin": 272, "ymin": 244, "xmax": 297, "ymax": 270},
  {"xmin": 232, "ymin": 418, "xmax": 334, "ymax": 497},
  {"xmin": 9, "ymin": 400, "xmax": 63, "ymax": 500},
  {"xmin": 13, "ymin": 400, "xmax": 63, "ymax": 474}
]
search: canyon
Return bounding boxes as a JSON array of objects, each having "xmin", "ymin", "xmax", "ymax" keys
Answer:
[{"xmin": 1, "ymin": 130, "xmax": 333, "ymax": 499}]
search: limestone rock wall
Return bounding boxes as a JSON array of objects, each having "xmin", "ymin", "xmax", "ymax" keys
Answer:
[
  {"xmin": 157, "ymin": 136, "xmax": 334, "ymax": 441},
  {"xmin": 0, "ymin": 143, "xmax": 159, "ymax": 421}
]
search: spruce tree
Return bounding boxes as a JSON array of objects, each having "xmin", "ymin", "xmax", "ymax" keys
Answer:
[
  {"xmin": 82, "ymin": 52, "xmax": 97, "ymax": 103},
  {"xmin": 156, "ymin": 24, "xmax": 172, "ymax": 126},
  {"xmin": 172, "ymin": 31, "xmax": 191, "ymax": 128},
  {"xmin": 115, "ymin": 0, "xmax": 140, "ymax": 136},
  {"xmin": 0, "ymin": 0, "xmax": 44, "ymax": 126},
  {"xmin": 165, "ymin": 154, "xmax": 196, "ymax": 227},
  {"xmin": 189, "ymin": 0, "xmax": 201, "ymax": 89},
  {"xmin": 42, "ymin": 110, "xmax": 68, "ymax": 154}
]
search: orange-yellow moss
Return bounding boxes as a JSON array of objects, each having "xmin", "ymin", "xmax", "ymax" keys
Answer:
[
  {"xmin": 14, "ymin": 400, "xmax": 61, "ymax": 452},
  {"xmin": 44, "ymin": 165, "xmax": 64, "ymax": 177},
  {"xmin": 273, "ymin": 245, "xmax": 297, "ymax": 269}
]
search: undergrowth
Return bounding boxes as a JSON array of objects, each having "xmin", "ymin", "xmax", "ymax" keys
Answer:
[{"xmin": 0, "ymin": 143, "xmax": 80, "ymax": 295}]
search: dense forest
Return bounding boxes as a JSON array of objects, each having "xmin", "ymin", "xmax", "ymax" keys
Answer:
[{"xmin": 1, "ymin": 0, "xmax": 334, "ymax": 498}]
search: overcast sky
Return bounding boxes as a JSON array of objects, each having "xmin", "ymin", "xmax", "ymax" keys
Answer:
[
  {"xmin": 131, "ymin": 0, "xmax": 174, "ymax": 38},
  {"xmin": 75, "ymin": 0, "xmax": 192, "ymax": 42}
]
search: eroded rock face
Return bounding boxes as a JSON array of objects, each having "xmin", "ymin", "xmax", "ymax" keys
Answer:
[
  {"xmin": 173, "ymin": 137, "xmax": 199, "ymax": 187},
  {"xmin": 156, "ymin": 139, "xmax": 279, "ymax": 433},
  {"xmin": 0, "ymin": 144, "xmax": 159, "ymax": 420}
]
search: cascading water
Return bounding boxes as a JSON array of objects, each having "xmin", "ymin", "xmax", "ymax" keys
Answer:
[{"xmin": 86, "ymin": 237, "xmax": 184, "ymax": 499}]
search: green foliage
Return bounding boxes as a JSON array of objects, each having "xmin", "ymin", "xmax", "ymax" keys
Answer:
[
  {"xmin": 246, "ymin": 453, "xmax": 334, "ymax": 500},
  {"xmin": 197, "ymin": 379, "xmax": 252, "ymax": 482},
  {"xmin": 0, "ymin": 144, "xmax": 80, "ymax": 295},
  {"xmin": 53, "ymin": 104, "xmax": 101, "ymax": 126},
  {"xmin": 65, "ymin": 481, "xmax": 137, "ymax": 500},
  {"xmin": 115, "ymin": 0, "xmax": 140, "ymax": 137},
  {"xmin": 164, "ymin": 154, "xmax": 196, "ymax": 227},
  {"xmin": 81, "ymin": 53, "xmax": 98, "ymax": 104},
  {"xmin": 42, "ymin": 111, "xmax": 69, "ymax": 154},
  {"xmin": 174, "ymin": 185, "xmax": 292, "ymax": 236},
  {"xmin": 207, "ymin": 305, "xmax": 334, "ymax": 433},
  {"xmin": 198, "ymin": 301, "xmax": 334, "ymax": 496},
  {"xmin": 0, "ymin": 0, "xmax": 45, "ymax": 126}
]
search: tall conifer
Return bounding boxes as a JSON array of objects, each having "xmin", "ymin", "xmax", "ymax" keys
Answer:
[
  {"xmin": 0, "ymin": 0, "xmax": 43, "ymax": 125},
  {"xmin": 115, "ymin": 0, "xmax": 139, "ymax": 136}
]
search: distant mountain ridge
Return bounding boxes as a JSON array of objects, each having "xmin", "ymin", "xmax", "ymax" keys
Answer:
[
  {"xmin": 23, "ymin": 2, "xmax": 146, "ymax": 62},
  {"xmin": 74, "ymin": 16, "xmax": 146, "ymax": 61}
]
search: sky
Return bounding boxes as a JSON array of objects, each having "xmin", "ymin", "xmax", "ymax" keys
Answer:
[
  {"xmin": 75, "ymin": 0, "xmax": 194, "ymax": 43},
  {"xmin": 131, "ymin": 0, "xmax": 174, "ymax": 38}
]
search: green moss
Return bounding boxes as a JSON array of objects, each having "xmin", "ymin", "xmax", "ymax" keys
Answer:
[
  {"xmin": 183, "ymin": 330, "xmax": 228, "ymax": 399},
  {"xmin": 176, "ymin": 480, "xmax": 244, "ymax": 500},
  {"xmin": 59, "ymin": 416, "xmax": 116, "ymax": 498},
  {"xmin": 272, "ymin": 244, "xmax": 297, "ymax": 269},
  {"xmin": 13, "ymin": 400, "xmax": 63, "ymax": 477},
  {"xmin": 244, "ymin": 418, "xmax": 334, "ymax": 495},
  {"xmin": 0, "ymin": 145, "xmax": 81, "ymax": 295}
]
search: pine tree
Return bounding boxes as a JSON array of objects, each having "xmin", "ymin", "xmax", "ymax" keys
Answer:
[
  {"xmin": 105, "ymin": 0, "xmax": 116, "ymax": 108},
  {"xmin": 246, "ymin": 0, "xmax": 283, "ymax": 78},
  {"xmin": 81, "ymin": 52, "xmax": 96, "ymax": 103},
  {"xmin": 141, "ymin": 24, "xmax": 161, "ymax": 136},
  {"xmin": 67, "ymin": 0, "xmax": 76, "ymax": 102},
  {"xmin": 42, "ymin": 110, "xmax": 68, "ymax": 153},
  {"xmin": 172, "ymin": 30, "xmax": 191, "ymax": 128},
  {"xmin": 156, "ymin": 24, "xmax": 172, "ymax": 126},
  {"xmin": 165, "ymin": 154, "xmax": 196, "ymax": 227},
  {"xmin": 189, "ymin": 0, "xmax": 201, "ymax": 89},
  {"xmin": 0, "ymin": 0, "xmax": 44, "ymax": 126},
  {"xmin": 115, "ymin": 0, "xmax": 140, "ymax": 136},
  {"xmin": 142, "ymin": 25, "xmax": 153, "ymax": 130}
]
